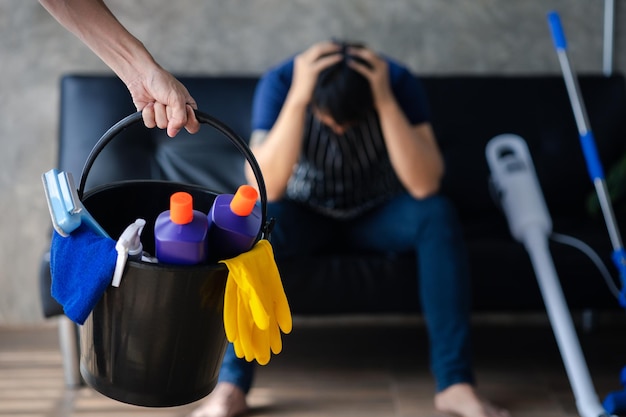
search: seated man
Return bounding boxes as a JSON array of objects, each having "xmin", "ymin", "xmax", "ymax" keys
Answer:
[{"xmin": 191, "ymin": 40, "xmax": 510, "ymax": 417}]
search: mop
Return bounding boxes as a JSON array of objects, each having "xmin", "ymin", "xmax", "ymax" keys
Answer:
[
  {"xmin": 547, "ymin": 10, "xmax": 626, "ymax": 414},
  {"xmin": 486, "ymin": 134, "xmax": 612, "ymax": 417},
  {"xmin": 547, "ymin": 11, "xmax": 626, "ymax": 300}
]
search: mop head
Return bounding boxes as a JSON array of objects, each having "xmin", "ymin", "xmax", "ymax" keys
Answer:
[{"xmin": 49, "ymin": 223, "xmax": 117, "ymax": 324}]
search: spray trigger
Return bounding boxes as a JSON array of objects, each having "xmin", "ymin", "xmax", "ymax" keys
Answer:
[{"xmin": 112, "ymin": 218, "xmax": 146, "ymax": 287}]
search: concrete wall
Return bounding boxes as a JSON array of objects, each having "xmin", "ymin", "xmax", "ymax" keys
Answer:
[{"xmin": 1, "ymin": 0, "xmax": 624, "ymax": 324}]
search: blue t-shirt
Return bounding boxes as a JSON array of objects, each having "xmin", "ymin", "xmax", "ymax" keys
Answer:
[{"xmin": 251, "ymin": 55, "xmax": 431, "ymax": 218}]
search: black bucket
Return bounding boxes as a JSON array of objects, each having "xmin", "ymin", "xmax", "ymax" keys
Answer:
[{"xmin": 75, "ymin": 111, "xmax": 269, "ymax": 407}]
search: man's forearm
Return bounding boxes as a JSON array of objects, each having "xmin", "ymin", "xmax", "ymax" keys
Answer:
[
  {"xmin": 248, "ymin": 97, "xmax": 309, "ymax": 201},
  {"xmin": 377, "ymin": 100, "xmax": 444, "ymax": 198},
  {"xmin": 39, "ymin": 0, "xmax": 157, "ymax": 86}
]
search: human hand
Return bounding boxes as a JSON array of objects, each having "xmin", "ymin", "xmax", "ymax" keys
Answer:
[
  {"xmin": 346, "ymin": 47, "xmax": 394, "ymax": 110},
  {"xmin": 127, "ymin": 67, "xmax": 200, "ymax": 138},
  {"xmin": 288, "ymin": 41, "xmax": 342, "ymax": 107}
]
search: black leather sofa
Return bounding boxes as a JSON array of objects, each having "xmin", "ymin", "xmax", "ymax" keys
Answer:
[{"xmin": 41, "ymin": 73, "xmax": 626, "ymax": 321}]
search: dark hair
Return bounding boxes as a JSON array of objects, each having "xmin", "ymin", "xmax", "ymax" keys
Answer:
[{"xmin": 312, "ymin": 41, "xmax": 374, "ymax": 125}]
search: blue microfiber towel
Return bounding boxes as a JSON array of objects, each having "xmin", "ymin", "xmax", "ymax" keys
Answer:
[{"xmin": 50, "ymin": 223, "xmax": 117, "ymax": 324}]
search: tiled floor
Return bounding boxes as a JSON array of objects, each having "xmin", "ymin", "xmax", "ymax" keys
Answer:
[{"xmin": 1, "ymin": 313, "xmax": 626, "ymax": 417}]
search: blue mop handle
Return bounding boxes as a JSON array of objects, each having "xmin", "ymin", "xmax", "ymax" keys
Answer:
[
  {"xmin": 548, "ymin": 10, "xmax": 626, "ymax": 307},
  {"xmin": 547, "ymin": 11, "xmax": 605, "ymax": 181},
  {"xmin": 548, "ymin": 12, "xmax": 567, "ymax": 50}
]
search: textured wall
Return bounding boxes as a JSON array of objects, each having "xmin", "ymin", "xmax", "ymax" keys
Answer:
[{"xmin": 1, "ymin": 0, "xmax": 624, "ymax": 324}]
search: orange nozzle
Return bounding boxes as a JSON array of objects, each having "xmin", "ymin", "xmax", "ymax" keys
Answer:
[
  {"xmin": 170, "ymin": 192, "xmax": 193, "ymax": 224},
  {"xmin": 230, "ymin": 185, "xmax": 258, "ymax": 216}
]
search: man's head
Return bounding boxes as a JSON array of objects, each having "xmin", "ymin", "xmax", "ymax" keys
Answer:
[{"xmin": 311, "ymin": 40, "xmax": 374, "ymax": 133}]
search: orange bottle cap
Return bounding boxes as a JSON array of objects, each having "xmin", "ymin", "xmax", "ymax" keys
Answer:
[
  {"xmin": 230, "ymin": 185, "xmax": 258, "ymax": 216},
  {"xmin": 170, "ymin": 192, "xmax": 193, "ymax": 224}
]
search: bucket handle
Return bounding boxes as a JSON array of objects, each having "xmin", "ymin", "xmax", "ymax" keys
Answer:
[{"xmin": 77, "ymin": 110, "xmax": 272, "ymax": 238}]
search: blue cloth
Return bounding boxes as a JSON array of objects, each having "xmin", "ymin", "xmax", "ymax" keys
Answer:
[
  {"xmin": 49, "ymin": 223, "xmax": 117, "ymax": 325},
  {"xmin": 251, "ymin": 55, "xmax": 430, "ymax": 131},
  {"xmin": 219, "ymin": 193, "xmax": 475, "ymax": 393}
]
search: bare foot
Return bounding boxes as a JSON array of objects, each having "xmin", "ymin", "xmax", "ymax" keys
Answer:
[
  {"xmin": 188, "ymin": 382, "xmax": 249, "ymax": 417},
  {"xmin": 434, "ymin": 383, "xmax": 510, "ymax": 417}
]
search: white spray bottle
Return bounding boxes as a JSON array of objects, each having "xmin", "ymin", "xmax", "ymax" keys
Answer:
[{"xmin": 112, "ymin": 218, "xmax": 147, "ymax": 287}]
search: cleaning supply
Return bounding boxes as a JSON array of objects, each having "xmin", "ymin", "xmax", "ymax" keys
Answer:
[
  {"xmin": 487, "ymin": 134, "xmax": 609, "ymax": 417},
  {"xmin": 112, "ymin": 218, "xmax": 146, "ymax": 287},
  {"xmin": 207, "ymin": 185, "xmax": 262, "ymax": 262},
  {"xmin": 154, "ymin": 192, "xmax": 209, "ymax": 265},
  {"xmin": 548, "ymin": 10, "xmax": 626, "ymax": 306},
  {"xmin": 221, "ymin": 239, "xmax": 292, "ymax": 365},
  {"xmin": 42, "ymin": 168, "xmax": 109, "ymax": 238},
  {"xmin": 49, "ymin": 223, "xmax": 117, "ymax": 324}
]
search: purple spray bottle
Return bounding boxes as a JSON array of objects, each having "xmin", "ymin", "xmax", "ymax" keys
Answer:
[
  {"xmin": 207, "ymin": 185, "xmax": 261, "ymax": 262},
  {"xmin": 154, "ymin": 191, "xmax": 208, "ymax": 265}
]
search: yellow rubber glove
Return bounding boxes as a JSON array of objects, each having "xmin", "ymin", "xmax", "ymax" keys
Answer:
[{"xmin": 220, "ymin": 239, "xmax": 292, "ymax": 365}]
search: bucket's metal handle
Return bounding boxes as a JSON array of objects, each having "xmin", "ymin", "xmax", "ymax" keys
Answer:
[{"xmin": 77, "ymin": 110, "xmax": 271, "ymax": 238}]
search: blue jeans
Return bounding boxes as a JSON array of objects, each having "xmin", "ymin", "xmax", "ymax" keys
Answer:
[{"xmin": 218, "ymin": 192, "xmax": 475, "ymax": 393}]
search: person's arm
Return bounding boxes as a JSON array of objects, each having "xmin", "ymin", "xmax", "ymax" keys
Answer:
[
  {"xmin": 376, "ymin": 107, "xmax": 444, "ymax": 198},
  {"xmin": 348, "ymin": 48, "xmax": 444, "ymax": 199},
  {"xmin": 245, "ymin": 42, "xmax": 342, "ymax": 201},
  {"xmin": 39, "ymin": 0, "xmax": 199, "ymax": 137}
]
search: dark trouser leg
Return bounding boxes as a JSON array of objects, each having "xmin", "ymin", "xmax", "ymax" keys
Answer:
[{"xmin": 345, "ymin": 193, "xmax": 474, "ymax": 391}]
